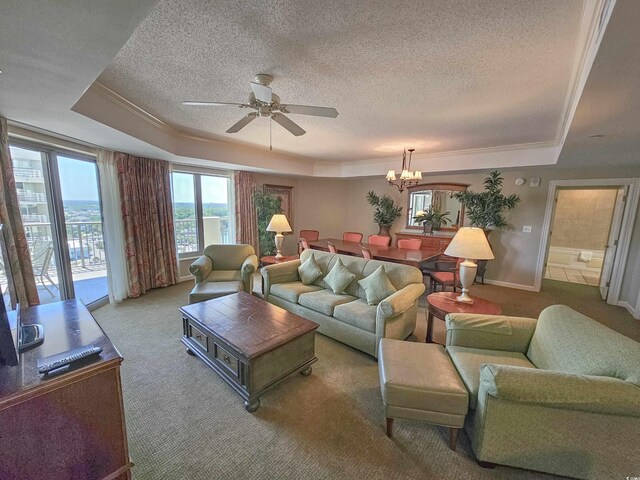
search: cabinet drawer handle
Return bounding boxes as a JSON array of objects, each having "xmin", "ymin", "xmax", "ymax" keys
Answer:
[
  {"xmin": 195, "ymin": 334, "xmax": 203, "ymax": 340},
  {"xmin": 223, "ymin": 354, "xmax": 231, "ymax": 363}
]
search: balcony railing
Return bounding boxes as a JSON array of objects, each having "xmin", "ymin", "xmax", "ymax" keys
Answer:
[
  {"xmin": 174, "ymin": 217, "xmax": 230, "ymax": 253},
  {"xmin": 22, "ymin": 214, "xmax": 48, "ymax": 223},
  {"xmin": 23, "ymin": 222, "xmax": 107, "ymax": 270},
  {"xmin": 17, "ymin": 190, "xmax": 46, "ymax": 203},
  {"xmin": 13, "ymin": 168, "xmax": 43, "ymax": 179}
]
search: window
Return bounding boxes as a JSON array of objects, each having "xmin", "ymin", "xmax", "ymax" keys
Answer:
[{"xmin": 171, "ymin": 170, "xmax": 233, "ymax": 256}]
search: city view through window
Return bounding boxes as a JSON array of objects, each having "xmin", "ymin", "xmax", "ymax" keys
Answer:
[{"xmin": 172, "ymin": 172, "xmax": 232, "ymax": 254}]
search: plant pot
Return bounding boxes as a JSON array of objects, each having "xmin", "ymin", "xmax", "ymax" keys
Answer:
[{"xmin": 377, "ymin": 225, "xmax": 391, "ymax": 237}]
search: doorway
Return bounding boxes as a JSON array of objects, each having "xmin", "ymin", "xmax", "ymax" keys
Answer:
[
  {"xmin": 535, "ymin": 178, "xmax": 640, "ymax": 305},
  {"xmin": 544, "ymin": 187, "xmax": 621, "ymax": 289},
  {"xmin": 8, "ymin": 143, "xmax": 108, "ymax": 307}
]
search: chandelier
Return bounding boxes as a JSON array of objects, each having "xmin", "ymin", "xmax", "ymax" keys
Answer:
[{"xmin": 386, "ymin": 148, "xmax": 422, "ymax": 192}]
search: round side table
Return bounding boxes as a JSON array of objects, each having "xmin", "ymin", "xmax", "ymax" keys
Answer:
[
  {"xmin": 260, "ymin": 255, "xmax": 299, "ymax": 266},
  {"xmin": 426, "ymin": 292, "xmax": 502, "ymax": 344}
]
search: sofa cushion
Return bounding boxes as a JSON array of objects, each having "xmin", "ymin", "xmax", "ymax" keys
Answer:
[
  {"xmin": 270, "ymin": 282, "xmax": 323, "ymax": 303},
  {"xmin": 298, "ymin": 253, "xmax": 323, "ymax": 285},
  {"xmin": 358, "ymin": 265, "xmax": 397, "ymax": 305},
  {"xmin": 446, "ymin": 346, "xmax": 536, "ymax": 409},
  {"xmin": 333, "ymin": 299, "xmax": 377, "ymax": 332},
  {"xmin": 298, "ymin": 289, "xmax": 357, "ymax": 316},
  {"xmin": 324, "ymin": 259, "xmax": 356, "ymax": 295},
  {"xmin": 206, "ymin": 270, "xmax": 242, "ymax": 282},
  {"xmin": 189, "ymin": 281, "xmax": 243, "ymax": 304}
]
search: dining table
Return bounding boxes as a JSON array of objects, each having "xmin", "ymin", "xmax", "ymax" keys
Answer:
[{"xmin": 308, "ymin": 238, "xmax": 444, "ymax": 268}]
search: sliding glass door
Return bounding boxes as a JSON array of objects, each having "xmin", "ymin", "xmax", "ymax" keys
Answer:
[{"xmin": 9, "ymin": 143, "xmax": 108, "ymax": 307}]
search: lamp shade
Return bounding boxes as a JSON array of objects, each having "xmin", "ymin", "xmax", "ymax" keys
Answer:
[
  {"xmin": 444, "ymin": 227, "xmax": 494, "ymax": 260},
  {"xmin": 266, "ymin": 214, "xmax": 292, "ymax": 233}
]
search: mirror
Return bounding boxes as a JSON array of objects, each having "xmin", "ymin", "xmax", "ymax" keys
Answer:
[{"xmin": 406, "ymin": 183, "xmax": 468, "ymax": 231}]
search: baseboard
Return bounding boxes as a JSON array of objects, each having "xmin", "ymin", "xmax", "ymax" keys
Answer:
[
  {"xmin": 179, "ymin": 275, "xmax": 193, "ymax": 283},
  {"xmin": 618, "ymin": 301, "xmax": 640, "ymax": 320},
  {"xmin": 482, "ymin": 279, "xmax": 539, "ymax": 292}
]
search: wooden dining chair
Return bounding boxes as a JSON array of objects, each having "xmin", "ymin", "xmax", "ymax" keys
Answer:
[
  {"xmin": 298, "ymin": 238, "xmax": 311, "ymax": 253},
  {"xmin": 361, "ymin": 247, "xmax": 373, "ymax": 259},
  {"xmin": 343, "ymin": 232, "xmax": 363, "ymax": 243},
  {"xmin": 367, "ymin": 234, "xmax": 391, "ymax": 246},
  {"xmin": 397, "ymin": 238, "xmax": 422, "ymax": 250},
  {"xmin": 427, "ymin": 257, "xmax": 463, "ymax": 292},
  {"xmin": 327, "ymin": 241, "xmax": 338, "ymax": 254},
  {"xmin": 299, "ymin": 229, "xmax": 320, "ymax": 241}
]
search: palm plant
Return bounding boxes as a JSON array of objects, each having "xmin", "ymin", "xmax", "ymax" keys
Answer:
[
  {"xmin": 253, "ymin": 190, "xmax": 282, "ymax": 255},
  {"xmin": 366, "ymin": 191, "xmax": 403, "ymax": 234},
  {"xmin": 454, "ymin": 171, "xmax": 520, "ymax": 229},
  {"xmin": 413, "ymin": 207, "xmax": 451, "ymax": 230}
]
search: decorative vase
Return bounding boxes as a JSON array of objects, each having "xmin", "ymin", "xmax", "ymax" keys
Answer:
[
  {"xmin": 377, "ymin": 225, "xmax": 391, "ymax": 237},
  {"xmin": 422, "ymin": 223, "xmax": 433, "ymax": 235}
]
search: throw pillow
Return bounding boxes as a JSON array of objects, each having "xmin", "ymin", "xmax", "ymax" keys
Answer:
[
  {"xmin": 358, "ymin": 265, "xmax": 397, "ymax": 305},
  {"xmin": 298, "ymin": 254, "xmax": 322, "ymax": 285},
  {"xmin": 324, "ymin": 259, "xmax": 356, "ymax": 295}
]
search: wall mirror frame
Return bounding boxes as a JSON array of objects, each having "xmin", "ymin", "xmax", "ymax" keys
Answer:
[{"xmin": 406, "ymin": 183, "xmax": 468, "ymax": 231}]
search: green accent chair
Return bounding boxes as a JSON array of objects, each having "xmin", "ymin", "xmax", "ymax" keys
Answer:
[
  {"xmin": 445, "ymin": 305, "xmax": 640, "ymax": 479},
  {"xmin": 188, "ymin": 244, "xmax": 258, "ymax": 304}
]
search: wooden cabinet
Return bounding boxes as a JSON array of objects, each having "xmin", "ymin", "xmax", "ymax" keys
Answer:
[
  {"xmin": 0, "ymin": 300, "xmax": 131, "ymax": 480},
  {"xmin": 395, "ymin": 232, "xmax": 452, "ymax": 253}
]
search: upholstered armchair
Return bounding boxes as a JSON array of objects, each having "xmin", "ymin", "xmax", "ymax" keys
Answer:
[
  {"xmin": 188, "ymin": 244, "xmax": 258, "ymax": 304},
  {"xmin": 445, "ymin": 305, "xmax": 640, "ymax": 479}
]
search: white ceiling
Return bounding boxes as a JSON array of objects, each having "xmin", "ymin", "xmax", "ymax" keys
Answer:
[
  {"xmin": 96, "ymin": 0, "xmax": 585, "ymax": 162},
  {"xmin": 2, "ymin": 0, "xmax": 639, "ymax": 176}
]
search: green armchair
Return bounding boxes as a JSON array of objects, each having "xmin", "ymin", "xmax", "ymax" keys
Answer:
[
  {"xmin": 445, "ymin": 305, "xmax": 640, "ymax": 480},
  {"xmin": 188, "ymin": 244, "xmax": 258, "ymax": 304}
]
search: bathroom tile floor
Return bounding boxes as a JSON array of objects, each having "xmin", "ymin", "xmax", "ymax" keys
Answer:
[{"xmin": 545, "ymin": 266, "xmax": 601, "ymax": 286}]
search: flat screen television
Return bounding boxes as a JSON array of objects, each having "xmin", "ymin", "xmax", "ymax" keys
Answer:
[{"xmin": 0, "ymin": 224, "xmax": 44, "ymax": 366}]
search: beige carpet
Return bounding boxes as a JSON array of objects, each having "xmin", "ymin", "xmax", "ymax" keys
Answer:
[{"xmin": 92, "ymin": 278, "xmax": 638, "ymax": 479}]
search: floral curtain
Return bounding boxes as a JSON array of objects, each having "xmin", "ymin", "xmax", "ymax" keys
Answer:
[
  {"xmin": 116, "ymin": 152, "xmax": 178, "ymax": 298},
  {"xmin": 234, "ymin": 170, "xmax": 259, "ymax": 253},
  {"xmin": 0, "ymin": 117, "xmax": 39, "ymax": 306}
]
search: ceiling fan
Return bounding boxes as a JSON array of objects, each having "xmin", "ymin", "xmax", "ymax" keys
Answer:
[{"xmin": 182, "ymin": 74, "xmax": 339, "ymax": 140}]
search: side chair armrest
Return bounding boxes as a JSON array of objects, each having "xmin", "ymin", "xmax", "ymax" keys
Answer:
[
  {"xmin": 378, "ymin": 283, "xmax": 426, "ymax": 318},
  {"xmin": 480, "ymin": 364, "xmax": 640, "ymax": 417},
  {"xmin": 445, "ymin": 313, "xmax": 537, "ymax": 353},
  {"xmin": 188, "ymin": 255, "xmax": 212, "ymax": 284},
  {"xmin": 241, "ymin": 255, "xmax": 259, "ymax": 275}
]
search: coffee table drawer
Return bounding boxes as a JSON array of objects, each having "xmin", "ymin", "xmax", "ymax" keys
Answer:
[
  {"xmin": 189, "ymin": 323, "xmax": 208, "ymax": 351},
  {"xmin": 214, "ymin": 342, "xmax": 239, "ymax": 377}
]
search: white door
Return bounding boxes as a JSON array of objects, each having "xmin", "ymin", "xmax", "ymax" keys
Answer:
[{"xmin": 600, "ymin": 187, "xmax": 627, "ymax": 300}]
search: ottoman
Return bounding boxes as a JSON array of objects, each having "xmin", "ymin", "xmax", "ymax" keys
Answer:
[
  {"xmin": 378, "ymin": 339, "xmax": 469, "ymax": 450},
  {"xmin": 188, "ymin": 281, "xmax": 243, "ymax": 304}
]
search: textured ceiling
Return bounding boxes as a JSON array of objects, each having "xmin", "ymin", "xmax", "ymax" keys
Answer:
[{"xmin": 97, "ymin": 0, "xmax": 584, "ymax": 162}]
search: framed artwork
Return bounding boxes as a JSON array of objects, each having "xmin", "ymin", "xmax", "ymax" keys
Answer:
[{"xmin": 263, "ymin": 184, "xmax": 294, "ymax": 232}]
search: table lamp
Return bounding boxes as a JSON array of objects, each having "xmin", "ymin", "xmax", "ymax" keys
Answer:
[
  {"xmin": 266, "ymin": 214, "xmax": 292, "ymax": 259},
  {"xmin": 444, "ymin": 227, "xmax": 494, "ymax": 303}
]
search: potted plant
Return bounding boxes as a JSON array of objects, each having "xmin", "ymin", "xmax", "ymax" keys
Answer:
[
  {"xmin": 413, "ymin": 207, "xmax": 451, "ymax": 234},
  {"xmin": 453, "ymin": 170, "xmax": 520, "ymax": 231},
  {"xmin": 253, "ymin": 190, "xmax": 282, "ymax": 256},
  {"xmin": 366, "ymin": 191, "xmax": 403, "ymax": 237}
]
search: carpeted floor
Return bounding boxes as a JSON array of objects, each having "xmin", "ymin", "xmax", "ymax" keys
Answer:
[{"xmin": 92, "ymin": 277, "xmax": 638, "ymax": 479}]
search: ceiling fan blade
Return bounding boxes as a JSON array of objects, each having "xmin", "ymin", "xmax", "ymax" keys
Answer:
[
  {"xmin": 182, "ymin": 101, "xmax": 249, "ymax": 107},
  {"xmin": 272, "ymin": 113, "xmax": 306, "ymax": 136},
  {"xmin": 279, "ymin": 104, "xmax": 339, "ymax": 118},
  {"xmin": 250, "ymin": 82, "xmax": 273, "ymax": 103},
  {"xmin": 226, "ymin": 112, "xmax": 258, "ymax": 133}
]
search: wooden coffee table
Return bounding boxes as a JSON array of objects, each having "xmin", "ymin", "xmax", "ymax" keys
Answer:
[
  {"xmin": 180, "ymin": 292, "xmax": 318, "ymax": 412},
  {"xmin": 426, "ymin": 292, "xmax": 502, "ymax": 344}
]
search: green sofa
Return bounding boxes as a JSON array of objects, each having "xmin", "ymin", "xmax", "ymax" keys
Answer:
[
  {"xmin": 261, "ymin": 249, "xmax": 426, "ymax": 358},
  {"xmin": 445, "ymin": 305, "xmax": 640, "ymax": 479},
  {"xmin": 188, "ymin": 244, "xmax": 258, "ymax": 304}
]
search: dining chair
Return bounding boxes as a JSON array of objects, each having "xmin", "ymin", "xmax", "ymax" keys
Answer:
[
  {"xmin": 343, "ymin": 232, "xmax": 363, "ymax": 243},
  {"xmin": 298, "ymin": 238, "xmax": 311, "ymax": 253},
  {"xmin": 327, "ymin": 241, "xmax": 338, "ymax": 254},
  {"xmin": 299, "ymin": 229, "xmax": 320, "ymax": 242},
  {"xmin": 397, "ymin": 238, "xmax": 422, "ymax": 250},
  {"xmin": 361, "ymin": 247, "xmax": 373, "ymax": 259},
  {"xmin": 367, "ymin": 234, "xmax": 391, "ymax": 246},
  {"xmin": 426, "ymin": 256, "xmax": 463, "ymax": 292}
]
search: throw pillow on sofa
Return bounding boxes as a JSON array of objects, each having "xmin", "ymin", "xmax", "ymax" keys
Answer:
[
  {"xmin": 298, "ymin": 253, "xmax": 323, "ymax": 285},
  {"xmin": 324, "ymin": 259, "xmax": 356, "ymax": 294},
  {"xmin": 358, "ymin": 265, "xmax": 397, "ymax": 305}
]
